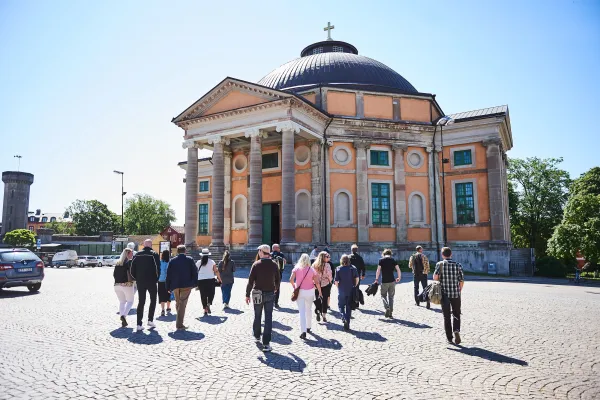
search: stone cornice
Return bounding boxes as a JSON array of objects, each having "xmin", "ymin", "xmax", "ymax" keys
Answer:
[
  {"xmin": 334, "ymin": 117, "xmax": 433, "ymax": 133},
  {"xmin": 392, "ymin": 143, "xmax": 409, "ymax": 151},
  {"xmin": 275, "ymin": 120, "xmax": 301, "ymax": 134}
]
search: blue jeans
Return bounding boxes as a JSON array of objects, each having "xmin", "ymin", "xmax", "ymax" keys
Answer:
[
  {"xmin": 253, "ymin": 291, "xmax": 274, "ymax": 345},
  {"xmin": 338, "ymin": 292, "xmax": 353, "ymax": 323},
  {"xmin": 221, "ymin": 283, "xmax": 233, "ymax": 304}
]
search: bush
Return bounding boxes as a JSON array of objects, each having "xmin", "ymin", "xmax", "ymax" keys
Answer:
[{"xmin": 535, "ymin": 256, "xmax": 572, "ymax": 278}]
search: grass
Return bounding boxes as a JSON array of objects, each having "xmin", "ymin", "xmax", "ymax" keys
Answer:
[{"xmin": 565, "ymin": 272, "xmax": 600, "ymax": 281}]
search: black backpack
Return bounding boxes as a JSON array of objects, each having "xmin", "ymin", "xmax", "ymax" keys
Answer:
[{"xmin": 413, "ymin": 253, "xmax": 425, "ymax": 275}]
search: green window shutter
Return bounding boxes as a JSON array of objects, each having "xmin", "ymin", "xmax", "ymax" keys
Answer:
[
  {"xmin": 370, "ymin": 150, "xmax": 389, "ymax": 166},
  {"xmin": 454, "ymin": 150, "xmax": 472, "ymax": 166},
  {"xmin": 199, "ymin": 181, "xmax": 209, "ymax": 192},
  {"xmin": 371, "ymin": 182, "xmax": 391, "ymax": 225},
  {"xmin": 198, "ymin": 204, "xmax": 209, "ymax": 235},
  {"xmin": 455, "ymin": 182, "xmax": 475, "ymax": 224},
  {"xmin": 262, "ymin": 153, "xmax": 279, "ymax": 169}
]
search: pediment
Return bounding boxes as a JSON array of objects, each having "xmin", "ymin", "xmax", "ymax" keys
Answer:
[{"xmin": 172, "ymin": 78, "xmax": 290, "ymax": 123}]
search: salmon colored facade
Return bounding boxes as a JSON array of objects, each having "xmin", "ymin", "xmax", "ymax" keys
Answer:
[{"xmin": 174, "ymin": 35, "xmax": 514, "ymax": 274}]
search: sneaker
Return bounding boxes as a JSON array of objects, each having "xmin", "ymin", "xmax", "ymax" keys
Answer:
[
  {"xmin": 207, "ymin": 305, "xmax": 211, "ymax": 314},
  {"xmin": 388, "ymin": 311, "xmax": 393, "ymax": 319},
  {"xmin": 254, "ymin": 335, "xmax": 261, "ymax": 343},
  {"xmin": 415, "ymin": 301, "xmax": 420, "ymax": 306},
  {"xmin": 167, "ymin": 308, "xmax": 172, "ymax": 313},
  {"xmin": 384, "ymin": 309, "xmax": 390, "ymax": 318},
  {"xmin": 136, "ymin": 325, "xmax": 144, "ymax": 331},
  {"xmin": 300, "ymin": 332, "xmax": 307, "ymax": 340},
  {"xmin": 204, "ymin": 311, "xmax": 208, "ymax": 317},
  {"xmin": 322, "ymin": 314, "xmax": 327, "ymax": 323},
  {"xmin": 262, "ymin": 344, "xmax": 272, "ymax": 352},
  {"xmin": 160, "ymin": 310, "xmax": 165, "ymax": 317},
  {"xmin": 223, "ymin": 304, "xmax": 229, "ymax": 310},
  {"xmin": 120, "ymin": 316, "xmax": 128, "ymax": 328},
  {"xmin": 454, "ymin": 331, "xmax": 461, "ymax": 345},
  {"xmin": 343, "ymin": 321, "xmax": 350, "ymax": 331},
  {"xmin": 447, "ymin": 339, "xmax": 454, "ymax": 345},
  {"xmin": 316, "ymin": 312, "xmax": 321, "ymax": 322},
  {"xmin": 307, "ymin": 328, "xmax": 312, "ymax": 334},
  {"xmin": 274, "ymin": 303, "xmax": 280, "ymax": 308},
  {"xmin": 147, "ymin": 321, "xmax": 156, "ymax": 329},
  {"xmin": 426, "ymin": 301, "xmax": 431, "ymax": 309}
]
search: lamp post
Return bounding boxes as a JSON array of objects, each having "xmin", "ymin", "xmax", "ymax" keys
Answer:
[
  {"xmin": 437, "ymin": 116, "xmax": 454, "ymax": 246},
  {"xmin": 14, "ymin": 155, "xmax": 22, "ymax": 172},
  {"xmin": 113, "ymin": 170, "xmax": 126, "ymax": 234}
]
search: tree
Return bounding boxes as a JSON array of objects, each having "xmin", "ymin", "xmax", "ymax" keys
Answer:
[
  {"xmin": 46, "ymin": 220, "xmax": 75, "ymax": 235},
  {"xmin": 570, "ymin": 166, "xmax": 600, "ymax": 197},
  {"xmin": 508, "ymin": 157, "xmax": 571, "ymax": 256},
  {"xmin": 124, "ymin": 194, "xmax": 176, "ymax": 235},
  {"xmin": 67, "ymin": 200, "xmax": 119, "ymax": 236},
  {"xmin": 4, "ymin": 229, "xmax": 36, "ymax": 247}
]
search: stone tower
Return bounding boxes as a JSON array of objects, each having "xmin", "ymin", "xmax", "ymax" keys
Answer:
[{"xmin": 1, "ymin": 171, "xmax": 34, "ymax": 237}]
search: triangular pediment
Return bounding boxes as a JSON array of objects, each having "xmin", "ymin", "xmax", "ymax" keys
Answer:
[{"xmin": 172, "ymin": 78, "xmax": 291, "ymax": 123}]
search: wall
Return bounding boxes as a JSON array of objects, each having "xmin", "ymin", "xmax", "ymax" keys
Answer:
[
  {"xmin": 363, "ymin": 95, "xmax": 393, "ymax": 119},
  {"xmin": 400, "ymin": 98, "xmax": 430, "ymax": 122},
  {"xmin": 327, "ymin": 91, "xmax": 356, "ymax": 116},
  {"xmin": 204, "ymin": 91, "xmax": 267, "ymax": 115}
]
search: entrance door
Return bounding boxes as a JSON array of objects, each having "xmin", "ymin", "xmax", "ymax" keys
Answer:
[{"xmin": 262, "ymin": 203, "xmax": 280, "ymax": 245}]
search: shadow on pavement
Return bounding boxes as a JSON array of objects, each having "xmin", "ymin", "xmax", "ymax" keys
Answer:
[
  {"xmin": 449, "ymin": 346, "xmax": 528, "ymax": 366},
  {"xmin": 168, "ymin": 330, "xmax": 205, "ymax": 341},
  {"xmin": 359, "ymin": 309, "xmax": 385, "ymax": 316},
  {"xmin": 109, "ymin": 327, "xmax": 133, "ymax": 339},
  {"xmin": 127, "ymin": 329, "xmax": 163, "ymax": 345},
  {"xmin": 257, "ymin": 352, "xmax": 306, "ymax": 372},
  {"xmin": 157, "ymin": 313, "xmax": 176, "ymax": 322},
  {"xmin": 305, "ymin": 332, "xmax": 342, "ymax": 350},
  {"xmin": 270, "ymin": 331, "xmax": 292, "ymax": 345},
  {"xmin": 272, "ymin": 321, "xmax": 292, "ymax": 331},
  {"xmin": 379, "ymin": 318, "xmax": 431, "ymax": 329},
  {"xmin": 223, "ymin": 308, "xmax": 244, "ymax": 315},
  {"xmin": 585, "ymin": 291, "xmax": 600, "ymax": 295},
  {"xmin": 274, "ymin": 306, "xmax": 297, "ymax": 314},
  {"xmin": 197, "ymin": 315, "xmax": 228, "ymax": 325},
  {"xmin": 0, "ymin": 289, "xmax": 39, "ymax": 298}
]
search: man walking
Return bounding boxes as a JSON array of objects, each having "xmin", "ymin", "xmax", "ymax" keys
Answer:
[
  {"xmin": 433, "ymin": 247, "xmax": 465, "ymax": 345},
  {"xmin": 409, "ymin": 245, "xmax": 430, "ymax": 308},
  {"xmin": 335, "ymin": 254, "xmax": 359, "ymax": 331},
  {"xmin": 374, "ymin": 249, "xmax": 401, "ymax": 318},
  {"xmin": 246, "ymin": 244, "xmax": 281, "ymax": 352},
  {"xmin": 349, "ymin": 244, "xmax": 366, "ymax": 281},
  {"xmin": 166, "ymin": 245, "xmax": 197, "ymax": 330},
  {"xmin": 130, "ymin": 239, "xmax": 161, "ymax": 331},
  {"xmin": 271, "ymin": 244, "xmax": 286, "ymax": 308}
]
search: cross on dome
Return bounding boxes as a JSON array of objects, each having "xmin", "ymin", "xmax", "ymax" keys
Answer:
[{"xmin": 324, "ymin": 21, "xmax": 335, "ymax": 40}]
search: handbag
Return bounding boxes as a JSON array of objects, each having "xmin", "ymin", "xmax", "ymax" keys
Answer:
[
  {"xmin": 214, "ymin": 278, "xmax": 221, "ymax": 287},
  {"xmin": 291, "ymin": 268, "xmax": 310, "ymax": 302},
  {"xmin": 428, "ymin": 261, "xmax": 445, "ymax": 305}
]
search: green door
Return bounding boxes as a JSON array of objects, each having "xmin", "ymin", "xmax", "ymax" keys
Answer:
[{"xmin": 262, "ymin": 204, "xmax": 272, "ymax": 244}]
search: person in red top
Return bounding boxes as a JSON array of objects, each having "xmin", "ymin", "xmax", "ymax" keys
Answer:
[{"xmin": 290, "ymin": 253, "xmax": 323, "ymax": 340}]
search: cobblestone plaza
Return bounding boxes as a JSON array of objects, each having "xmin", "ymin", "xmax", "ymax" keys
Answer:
[{"xmin": 1, "ymin": 268, "xmax": 599, "ymax": 399}]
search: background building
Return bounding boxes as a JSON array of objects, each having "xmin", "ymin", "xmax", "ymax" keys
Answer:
[{"xmin": 1, "ymin": 171, "xmax": 34, "ymax": 237}]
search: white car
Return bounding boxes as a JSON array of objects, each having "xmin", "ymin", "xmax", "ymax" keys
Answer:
[
  {"xmin": 77, "ymin": 256, "xmax": 99, "ymax": 268},
  {"xmin": 99, "ymin": 255, "xmax": 119, "ymax": 267}
]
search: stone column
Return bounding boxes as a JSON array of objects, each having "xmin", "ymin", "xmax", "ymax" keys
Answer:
[
  {"xmin": 393, "ymin": 144, "xmax": 408, "ymax": 244},
  {"xmin": 224, "ymin": 149, "xmax": 232, "ymax": 245},
  {"xmin": 209, "ymin": 137, "xmax": 227, "ymax": 247},
  {"xmin": 426, "ymin": 147, "xmax": 443, "ymax": 245},
  {"xmin": 484, "ymin": 139, "xmax": 507, "ymax": 242},
  {"xmin": 354, "ymin": 140, "xmax": 370, "ymax": 244},
  {"xmin": 310, "ymin": 141, "xmax": 322, "ymax": 244},
  {"xmin": 277, "ymin": 122, "xmax": 300, "ymax": 246},
  {"xmin": 184, "ymin": 144, "xmax": 199, "ymax": 249},
  {"xmin": 246, "ymin": 129, "xmax": 263, "ymax": 246}
]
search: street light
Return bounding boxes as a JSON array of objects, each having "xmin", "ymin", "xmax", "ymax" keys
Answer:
[
  {"xmin": 113, "ymin": 170, "xmax": 126, "ymax": 234},
  {"xmin": 437, "ymin": 116, "xmax": 455, "ymax": 246},
  {"xmin": 14, "ymin": 155, "xmax": 22, "ymax": 172}
]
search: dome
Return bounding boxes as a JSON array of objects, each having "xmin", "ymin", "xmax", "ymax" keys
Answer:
[{"xmin": 258, "ymin": 40, "xmax": 418, "ymax": 95}]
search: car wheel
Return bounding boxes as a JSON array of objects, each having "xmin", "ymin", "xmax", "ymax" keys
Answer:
[
  {"xmin": 27, "ymin": 283, "xmax": 41, "ymax": 292},
  {"xmin": 67, "ymin": 265, "xmax": 72, "ymax": 268},
  {"xmin": 80, "ymin": 263, "xmax": 84, "ymax": 268},
  {"xmin": 98, "ymin": 263, "xmax": 102, "ymax": 268}
]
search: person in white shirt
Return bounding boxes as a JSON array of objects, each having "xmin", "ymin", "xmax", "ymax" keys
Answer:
[
  {"xmin": 309, "ymin": 245, "xmax": 319, "ymax": 263},
  {"xmin": 196, "ymin": 248, "xmax": 222, "ymax": 317}
]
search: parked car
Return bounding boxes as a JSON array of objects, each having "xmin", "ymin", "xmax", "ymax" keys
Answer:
[
  {"xmin": 77, "ymin": 256, "xmax": 99, "ymax": 268},
  {"xmin": 51, "ymin": 250, "xmax": 78, "ymax": 268},
  {"xmin": 0, "ymin": 248, "xmax": 44, "ymax": 292},
  {"xmin": 98, "ymin": 255, "xmax": 118, "ymax": 267}
]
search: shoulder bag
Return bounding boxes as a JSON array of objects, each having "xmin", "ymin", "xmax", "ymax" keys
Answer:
[
  {"xmin": 291, "ymin": 268, "xmax": 310, "ymax": 302},
  {"xmin": 428, "ymin": 261, "xmax": 445, "ymax": 305}
]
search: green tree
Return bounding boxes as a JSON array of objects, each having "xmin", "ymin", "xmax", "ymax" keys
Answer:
[
  {"xmin": 4, "ymin": 229, "xmax": 36, "ymax": 247},
  {"xmin": 67, "ymin": 200, "xmax": 119, "ymax": 236},
  {"xmin": 46, "ymin": 220, "xmax": 75, "ymax": 235},
  {"xmin": 124, "ymin": 194, "xmax": 176, "ymax": 235},
  {"xmin": 570, "ymin": 166, "xmax": 600, "ymax": 197},
  {"xmin": 508, "ymin": 157, "xmax": 571, "ymax": 256}
]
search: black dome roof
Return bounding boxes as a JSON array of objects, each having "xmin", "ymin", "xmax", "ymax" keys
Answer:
[{"xmin": 258, "ymin": 40, "xmax": 418, "ymax": 95}]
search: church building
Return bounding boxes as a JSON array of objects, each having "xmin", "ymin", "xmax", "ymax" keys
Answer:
[{"xmin": 172, "ymin": 26, "xmax": 513, "ymax": 273}]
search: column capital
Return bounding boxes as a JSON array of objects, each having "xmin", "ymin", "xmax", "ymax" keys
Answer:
[
  {"xmin": 482, "ymin": 138, "xmax": 502, "ymax": 148},
  {"xmin": 275, "ymin": 120, "xmax": 301, "ymax": 134},
  {"xmin": 426, "ymin": 146, "xmax": 441, "ymax": 153},
  {"xmin": 353, "ymin": 140, "xmax": 370, "ymax": 150},
  {"xmin": 244, "ymin": 128, "xmax": 268, "ymax": 139},
  {"xmin": 392, "ymin": 143, "xmax": 408, "ymax": 152},
  {"xmin": 207, "ymin": 136, "xmax": 230, "ymax": 146},
  {"xmin": 182, "ymin": 141, "xmax": 203, "ymax": 149}
]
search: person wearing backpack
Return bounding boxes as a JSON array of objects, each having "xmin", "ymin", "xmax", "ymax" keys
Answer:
[
  {"xmin": 409, "ymin": 245, "xmax": 430, "ymax": 308},
  {"xmin": 271, "ymin": 244, "xmax": 286, "ymax": 308},
  {"xmin": 433, "ymin": 247, "xmax": 465, "ymax": 345},
  {"xmin": 349, "ymin": 244, "xmax": 366, "ymax": 281}
]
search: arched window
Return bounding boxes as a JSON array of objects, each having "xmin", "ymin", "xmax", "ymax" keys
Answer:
[
  {"xmin": 295, "ymin": 190, "xmax": 311, "ymax": 224},
  {"xmin": 334, "ymin": 190, "xmax": 353, "ymax": 225},
  {"xmin": 232, "ymin": 195, "xmax": 248, "ymax": 227},
  {"xmin": 41, "ymin": 217, "xmax": 48, "ymax": 222},
  {"xmin": 409, "ymin": 192, "xmax": 426, "ymax": 225},
  {"xmin": 50, "ymin": 217, "xmax": 56, "ymax": 222}
]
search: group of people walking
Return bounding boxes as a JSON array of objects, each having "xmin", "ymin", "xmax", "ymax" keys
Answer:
[{"xmin": 113, "ymin": 239, "xmax": 465, "ymax": 351}]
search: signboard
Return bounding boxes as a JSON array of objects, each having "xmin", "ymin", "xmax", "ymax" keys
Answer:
[
  {"xmin": 111, "ymin": 241, "xmax": 116, "ymax": 252},
  {"xmin": 487, "ymin": 262, "xmax": 497, "ymax": 275},
  {"xmin": 159, "ymin": 241, "xmax": 170, "ymax": 253},
  {"xmin": 36, "ymin": 239, "xmax": 41, "ymax": 250}
]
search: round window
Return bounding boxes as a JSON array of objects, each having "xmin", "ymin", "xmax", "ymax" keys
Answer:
[
  {"xmin": 233, "ymin": 155, "xmax": 248, "ymax": 173},
  {"xmin": 295, "ymin": 146, "xmax": 310, "ymax": 165},
  {"xmin": 407, "ymin": 150, "xmax": 424, "ymax": 169},
  {"xmin": 333, "ymin": 146, "xmax": 351, "ymax": 166}
]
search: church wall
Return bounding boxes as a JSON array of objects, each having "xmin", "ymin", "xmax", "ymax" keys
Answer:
[
  {"xmin": 431, "ymin": 104, "xmax": 441, "ymax": 122},
  {"xmin": 329, "ymin": 143, "xmax": 357, "ymax": 170},
  {"xmin": 400, "ymin": 98, "xmax": 431, "ymax": 122},
  {"xmin": 363, "ymin": 94, "xmax": 393, "ymax": 119},
  {"xmin": 407, "ymin": 227, "xmax": 430, "ymax": 242},
  {"xmin": 326, "ymin": 91, "xmax": 356, "ymax": 116},
  {"xmin": 231, "ymin": 230, "xmax": 248, "ymax": 245},
  {"xmin": 204, "ymin": 91, "xmax": 268, "ymax": 116},
  {"xmin": 301, "ymin": 93, "xmax": 316, "ymax": 104},
  {"xmin": 331, "ymin": 227, "xmax": 358, "ymax": 243},
  {"xmin": 263, "ymin": 175, "xmax": 282, "ymax": 203},
  {"xmin": 369, "ymin": 227, "xmax": 395, "ymax": 243},
  {"xmin": 296, "ymin": 227, "xmax": 312, "ymax": 243}
]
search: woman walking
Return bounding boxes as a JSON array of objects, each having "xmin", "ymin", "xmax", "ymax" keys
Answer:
[
  {"xmin": 196, "ymin": 248, "xmax": 222, "ymax": 316},
  {"xmin": 158, "ymin": 250, "xmax": 172, "ymax": 316},
  {"xmin": 114, "ymin": 248, "xmax": 135, "ymax": 327},
  {"xmin": 335, "ymin": 254, "xmax": 359, "ymax": 331},
  {"xmin": 313, "ymin": 251, "xmax": 333, "ymax": 323},
  {"xmin": 290, "ymin": 254, "xmax": 322, "ymax": 339},
  {"xmin": 218, "ymin": 250, "xmax": 236, "ymax": 309}
]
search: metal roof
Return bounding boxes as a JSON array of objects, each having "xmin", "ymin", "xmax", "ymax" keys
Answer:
[
  {"xmin": 449, "ymin": 105, "xmax": 508, "ymax": 121},
  {"xmin": 258, "ymin": 52, "xmax": 419, "ymax": 95}
]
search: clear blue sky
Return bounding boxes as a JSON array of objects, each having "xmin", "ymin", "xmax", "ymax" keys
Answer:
[{"xmin": 1, "ymin": 0, "xmax": 598, "ymax": 224}]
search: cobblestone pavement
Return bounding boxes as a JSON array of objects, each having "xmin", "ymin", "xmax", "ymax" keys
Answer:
[{"xmin": 1, "ymin": 267, "xmax": 599, "ymax": 400}]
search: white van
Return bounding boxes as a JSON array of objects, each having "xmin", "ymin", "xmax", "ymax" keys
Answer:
[{"xmin": 51, "ymin": 250, "xmax": 78, "ymax": 268}]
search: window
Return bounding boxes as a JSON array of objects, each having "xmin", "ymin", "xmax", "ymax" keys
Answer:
[
  {"xmin": 371, "ymin": 183, "xmax": 391, "ymax": 225},
  {"xmin": 262, "ymin": 153, "xmax": 278, "ymax": 169},
  {"xmin": 29, "ymin": 216, "xmax": 35, "ymax": 222},
  {"xmin": 332, "ymin": 46, "xmax": 344, "ymax": 52},
  {"xmin": 198, "ymin": 204, "xmax": 209, "ymax": 235},
  {"xmin": 454, "ymin": 150, "xmax": 472, "ymax": 166},
  {"xmin": 50, "ymin": 217, "xmax": 56, "ymax": 222},
  {"xmin": 370, "ymin": 150, "xmax": 389, "ymax": 166},
  {"xmin": 29, "ymin": 226, "xmax": 34, "ymax": 232},
  {"xmin": 312, "ymin": 47, "xmax": 323, "ymax": 54},
  {"xmin": 199, "ymin": 180, "xmax": 209, "ymax": 192},
  {"xmin": 296, "ymin": 191, "xmax": 310, "ymax": 222},
  {"xmin": 41, "ymin": 217, "xmax": 48, "ymax": 222},
  {"xmin": 455, "ymin": 182, "xmax": 475, "ymax": 224}
]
